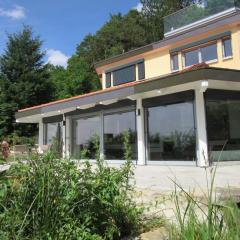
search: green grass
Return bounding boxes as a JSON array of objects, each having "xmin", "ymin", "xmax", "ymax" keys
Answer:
[
  {"xmin": 0, "ymin": 132, "xmax": 149, "ymax": 239},
  {"xmin": 169, "ymin": 166, "xmax": 240, "ymax": 240}
]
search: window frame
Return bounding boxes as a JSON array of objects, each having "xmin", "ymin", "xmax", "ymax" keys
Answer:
[
  {"xmin": 170, "ymin": 53, "xmax": 179, "ymax": 72},
  {"xmin": 71, "ymin": 113, "xmax": 101, "ymax": 159},
  {"xmin": 222, "ymin": 37, "xmax": 233, "ymax": 59},
  {"xmin": 103, "ymin": 109, "xmax": 137, "ymax": 161},
  {"xmin": 104, "ymin": 60, "xmax": 145, "ymax": 88},
  {"xmin": 44, "ymin": 121, "xmax": 63, "ymax": 145},
  {"xmin": 105, "ymin": 72, "xmax": 112, "ymax": 88},
  {"xmin": 145, "ymin": 97, "xmax": 197, "ymax": 163},
  {"xmin": 70, "ymin": 105, "xmax": 136, "ymax": 162},
  {"xmin": 183, "ymin": 41, "xmax": 218, "ymax": 68},
  {"xmin": 112, "ymin": 64, "xmax": 136, "ymax": 86}
]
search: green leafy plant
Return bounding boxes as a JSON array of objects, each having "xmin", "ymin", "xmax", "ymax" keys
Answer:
[{"xmin": 0, "ymin": 133, "xmax": 143, "ymax": 239}]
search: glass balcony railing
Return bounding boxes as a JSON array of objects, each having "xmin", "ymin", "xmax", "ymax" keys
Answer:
[{"xmin": 164, "ymin": 0, "xmax": 240, "ymax": 35}]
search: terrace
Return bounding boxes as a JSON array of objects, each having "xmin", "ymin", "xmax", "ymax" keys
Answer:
[{"xmin": 164, "ymin": 0, "xmax": 240, "ymax": 37}]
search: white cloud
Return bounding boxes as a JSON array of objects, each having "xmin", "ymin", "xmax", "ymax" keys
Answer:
[
  {"xmin": 0, "ymin": 5, "xmax": 25, "ymax": 20},
  {"xmin": 46, "ymin": 49, "xmax": 69, "ymax": 68},
  {"xmin": 134, "ymin": 3, "xmax": 143, "ymax": 12}
]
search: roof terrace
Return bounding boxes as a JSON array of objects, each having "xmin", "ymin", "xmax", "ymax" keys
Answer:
[{"xmin": 164, "ymin": 0, "xmax": 240, "ymax": 37}]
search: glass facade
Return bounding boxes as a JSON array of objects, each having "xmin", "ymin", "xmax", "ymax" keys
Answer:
[
  {"xmin": 146, "ymin": 101, "xmax": 196, "ymax": 161},
  {"xmin": 205, "ymin": 91, "xmax": 240, "ymax": 161},
  {"xmin": 104, "ymin": 111, "xmax": 137, "ymax": 160},
  {"xmin": 72, "ymin": 116, "xmax": 100, "ymax": 159},
  {"xmin": 45, "ymin": 122, "xmax": 63, "ymax": 145}
]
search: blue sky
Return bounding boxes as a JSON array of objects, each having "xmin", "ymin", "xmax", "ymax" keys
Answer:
[{"xmin": 0, "ymin": 0, "xmax": 142, "ymax": 67}]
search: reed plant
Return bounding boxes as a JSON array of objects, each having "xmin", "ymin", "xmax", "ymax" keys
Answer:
[{"xmin": 169, "ymin": 160, "xmax": 240, "ymax": 240}]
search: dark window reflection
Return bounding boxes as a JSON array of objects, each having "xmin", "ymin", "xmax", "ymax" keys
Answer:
[
  {"xmin": 147, "ymin": 102, "xmax": 196, "ymax": 161},
  {"xmin": 45, "ymin": 122, "xmax": 62, "ymax": 145},
  {"xmin": 113, "ymin": 65, "xmax": 136, "ymax": 86},
  {"xmin": 206, "ymin": 98, "xmax": 240, "ymax": 161},
  {"xmin": 72, "ymin": 116, "xmax": 100, "ymax": 159},
  {"xmin": 104, "ymin": 111, "xmax": 137, "ymax": 160}
]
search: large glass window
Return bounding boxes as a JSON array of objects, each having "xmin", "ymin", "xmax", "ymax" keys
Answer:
[
  {"xmin": 184, "ymin": 49, "xmax": 199, "ymax": 67},
  {"xmin": 147, "ymin": 101, "xmax": 196, "ymax": 161},
  {"xmin": 104, "ymin": 111, "xmax": 137, "ymax": 160},
  {"xmin": 201, "ymin": 43, "xmax": 217, "ymax": 62},
  {"xmin": 113, "ymin": 65, "xmax": 136, "ymax": 86},
  {"xmin": 205, "ymin": 91, "xmax": 240, "ymax": 161},
  {"xmin": 184, "ymin": 43, "xmax": 218, "ymax": 67},
  {"xmin": 72, "ymin": 116, "xmax": 100, "ymax": 159},
  {"xmin": 45, "ymin": 122, "xmax": 63, "ymax": 145}
]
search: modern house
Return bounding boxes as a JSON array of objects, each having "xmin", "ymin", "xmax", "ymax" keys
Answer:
[{"xmin": 16, "ymin": 0, "xmax": 240, "ymax": 167}]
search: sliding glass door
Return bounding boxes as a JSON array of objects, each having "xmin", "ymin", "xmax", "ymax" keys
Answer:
[
  {"xmin": 205, "ymin": 90, "xmax": 240, "ymax": 161},
  {"xmin": 104, "ymin": 111, "xmax": 137, "ymax": 160},
  {"xmin": 72, "ymin": 115, "xmax": 100, "ymax": 159},
  {"xmin": 145, "ymin": 92, "xmax": 196, "ymax": 162}
]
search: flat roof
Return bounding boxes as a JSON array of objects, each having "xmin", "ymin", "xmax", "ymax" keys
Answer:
[
  {"xmin": 94, "ymin": 11, "xmax": 240, "ymax": 69},
  {"xmin": 16, "ymin": 65, "xmax": 240, "ymax": 121}
]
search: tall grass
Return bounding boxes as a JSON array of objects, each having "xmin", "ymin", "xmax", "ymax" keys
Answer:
[
  {"xmin": 0, "ymin": 131, "xmax": 143, "ymax": 239},
  {"xmin": 169, "ymin": 164, "xmax": 240, "ymax": 240}
]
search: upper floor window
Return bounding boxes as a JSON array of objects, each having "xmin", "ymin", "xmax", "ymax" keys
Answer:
[
  {"xmin": 201, "ymin": 43, "xmax": 217, "ymax": 62},
  {"xmin": 105, "ymin": 60, "xmax": 145, "ymax": 88},
  {"xmin": 184, "ymin": 42, "xmax": 217, "ymax": 68},
  {"xmin": 184, "ymin": 49, "xmax": 199, "ymax": 67},
  {"xmin": 105, "ymin": 72, "xmax": 111, "ymax": 88},
  {"xmin": 138, "ymin": 62, "xmax": 145, "ymax": 80},
  {"xmin": 222, "ymin": 38, "xmax": 232, "ymax": 58},
  {"xmin": 171, "ymin": 53, "xmax": 179, "ymax": 72},
  {"xmin": 113, "ymin": 65, "xmax": 136, "ymax": 86}
]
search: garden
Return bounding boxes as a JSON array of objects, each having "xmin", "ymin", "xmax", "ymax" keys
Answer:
[{"xmin": 0, "ymin": 132, "xmax": 239, "ymax": 240}]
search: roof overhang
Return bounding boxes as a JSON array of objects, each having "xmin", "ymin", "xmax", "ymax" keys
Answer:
[
  {"xmin": 16, "ymin": 67, "xmax": 240, "ymax": 123},
  {"xmin": 94, "ymin": 11, "xmax": 240, "ymax": 71}
]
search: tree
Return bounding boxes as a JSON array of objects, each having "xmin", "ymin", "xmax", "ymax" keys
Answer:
[
  {"xmin": 76, "ymin": 10, "xmax": 148, "ymax": 64},
  {"xmin": 140, "ymin": 0, "xmax": 195, "ymax": 42},
  {"xmin": 0, "ymin": 26, "xmax": 52, "ymax": 137},
  {"xmin": 49, "ymin": 56, "xmax": 101, "ymax": 100}
]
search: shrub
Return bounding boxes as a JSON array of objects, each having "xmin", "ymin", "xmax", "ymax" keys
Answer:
[{"xmin": 0, "ymin": 153, "xmax": 142, "ymax": 239}]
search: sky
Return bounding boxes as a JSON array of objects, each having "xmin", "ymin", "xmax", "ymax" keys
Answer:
[{"xmin": 0, "ymin": 0, "xmax": 143, "ymax": 68}]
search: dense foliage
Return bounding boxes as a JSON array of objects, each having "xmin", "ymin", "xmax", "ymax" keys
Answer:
[
  {"xmin": 0, "ymin": 27, "xmax": 52, "ymax": 138},
  {"xmin": 0, "ymin": 152, "xmax": 143, "ymax": 239}
]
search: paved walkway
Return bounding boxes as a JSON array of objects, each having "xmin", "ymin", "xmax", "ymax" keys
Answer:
[
  {"xmin": 134, "ymin": 164, "xmax": 240, "ymax": 193},
  {"xmin": 1, "ymin": 163, "xmax": 240, "ymax": 193}
]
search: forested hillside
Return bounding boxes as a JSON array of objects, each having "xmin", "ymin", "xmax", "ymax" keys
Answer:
[{"xmin": 0, "ymin": 0, "xmax": 195, "ymax": 139}]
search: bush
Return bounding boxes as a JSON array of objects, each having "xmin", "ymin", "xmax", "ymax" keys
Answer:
[{"xmin": 0, "ymin": 152, "xmax": 142, "ymax": 239}]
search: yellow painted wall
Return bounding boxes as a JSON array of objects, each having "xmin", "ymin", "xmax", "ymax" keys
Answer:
[
  {"xmin": 144, "ymin": 48, "xmax": 171, "ymax": 79},
  {"xmin": 209, "ymin": 27, "xmax": 240, "ymax": 70},
  {"xmin": 143, "ymin": 26, "xmax": 240, "ymax": 80},
  {"xmin": 98, "ymin": 23, "xmax": 240, "ymax": 89}
]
